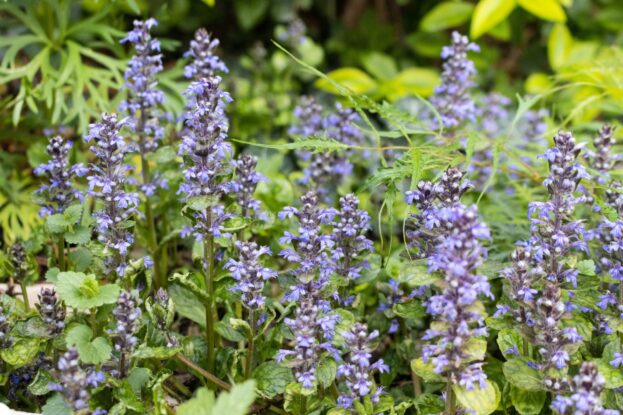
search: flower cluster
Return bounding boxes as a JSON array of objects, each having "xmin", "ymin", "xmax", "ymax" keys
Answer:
[
  {"xmin": 277, "ymin": 18, "xmax": 307, "ymax": 47},
  {"xmin": 179, "ymin": 77, "xmax": 233, "ymax": 240},
  {"xmin": 331, "ymin": 194, "xmax": 373, "ymax": 280},
  {"xmin": 225, "ymin": 241, "xmax": 277, "ymax": 309},
  {"xmin": 34, "ymin": 135, "xmax": 86, "ymax": 217},
  {"xmin": 85, "ymin": 113, "xmax": 139, "ymax": 276},
  {"xmin": 405, "ymin": 167, "xmax": 471, "ymax": 257},
  {"xmin": 37, "ymin": 287, "xmax": 65, "ymax": 335},
  {"xmin": 146, "ymin": 288, "xmax": 178, "ymax": 347},
  {"xmin": 431, "ymin": 31, "xmax": 479, "ymax": 130},
  {"xmin": 479, "ymin": 93, "xmax": 511, "ymax": 138},
  {"xmin": 0, "ymin": 305, "xmax": 12, "ymax": 349},
  {"xmin": 277, "ymin": 294, "xmax": 339, "ymax": 388},
  {"xmin": 422, "ymin": 204, "xmax": 492, "ymax": 390},
  {"xmin": 587, "ymin": 124, "xmax": 617, "ymax": 182},
  {"xmin": 522, "ymin": 109, "xmax": 549, "ymax": 147},
  {"xmin": 120, "ymin": 19, "xmax": 165, "ymax": 152},
  {"xmin": 529, "ymin": 131, "xmax": 589, "ymax": 285},
  {"xmin": 289, "ymin": 95, "xmax": 323, "ymax": 138},
  {"xmin": 231, "ymin": 154, "xmax": 264, "ymax": 218},
  {"xmin": 110, "ymin": 290, "xmax": 141, "ymax": 377},
  {"xmin": 184, "ymin": 28, "xmax": 228, "ymax": 80},
  {"xmin": 336, "ymin": 323, "xmax": 388, "ymax": 408},
  {"xmin": 551, "ymin": 362, "xmax": 618, "ymax": 415},
  {"xmin": 277, "ymin": 191, "xmax": 341, "ymax": 388},
  {"xmin": 50, "ymin": 348, "xmax": 106, "ymax": 413},
  {"xmin": 8, "ymin": 241, "xmax": 28, "ymax": 281}
]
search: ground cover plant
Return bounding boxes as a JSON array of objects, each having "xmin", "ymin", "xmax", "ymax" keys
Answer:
[{"xmin": 1, "ymin": 1, "xmax": 623, "ymax": 414}]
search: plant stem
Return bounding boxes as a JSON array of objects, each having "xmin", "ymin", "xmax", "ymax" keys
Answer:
[
  {"xmin": 119, "ymin": 351, "xmax": 126, "ymax": 378},
  {"xmin": 175, "ymin": 353, "xmax": 230, "ymax": 390},
  {"xmin": 445, "ymin": 383, "xmax": 456, "ymax": 415},
  {"xmin": 245, "ymin": 309, "xmax": 256, "ymax": 379},
  {"xmin": 57, "ymin": 236, "xmax": 65, "ymax": 271},
  {"xmin": 523, "ymin": 337, "xmax": 530, "ymax": 357},
  {"xmin": 140, "ymin": 154, "xmax": 163, "ymax": 290},
  {"xmin": 329, "ymin": 382, "xmax": 340, "ymax": 400},
  {"xmin": 204, "ymin": 209, "xmax": 216, "ymax": 375},
  {"xmin": 19, "ymin": 281, "xmax": 30, "ymax": 311}
]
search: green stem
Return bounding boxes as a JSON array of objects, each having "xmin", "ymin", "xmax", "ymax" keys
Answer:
[
  {"xmin": 445, "ymin": 383, "xmax": 456, "ymax": 415},
  {"xmin": 204, "ymin": 210, "xmax": 216, "ymax": 375},
  {"xmin": 175, "ymin": 353, "xmax": 230, "ymax": 390},
  {"xmin": 245, "ymin": 309, "xmax": 256, "ymax": 379},
  {"xmin": 140, "ymin": 154, "xmax": 163, "ymax": 290},
  {"xmin": 57, "ymin": 236, "xmax": 65, "ymax": 271},
  {"xmin": 20, "ymin": 281, "xmax": 30, "ymax": 311},
  {"xmin": 523, "ymin": 337, "xmax": 530, "ymax": 357},
  {"xmin": 329, "ymin": 382, "xmax": 339, "ymax": 400}
]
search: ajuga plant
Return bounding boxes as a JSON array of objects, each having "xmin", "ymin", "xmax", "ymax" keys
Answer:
[{"xmin": 5, "ymin": 17, "xmax": 623, "ymax": 415}]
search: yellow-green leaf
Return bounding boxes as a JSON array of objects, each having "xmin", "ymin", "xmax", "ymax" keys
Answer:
[
  {"xmin": 384, "ymin": 67, "xmax": 440, "ymax": 100},
  {"xmin": 453, "ymin": 381, "xmax": 500, "ymax": 415},
  {"xmin": 547, "ymin": 24, "xmax": 573, "ymax": 70},
  {"xmin": 470, "ymin": 0, "xmax": 517, "ymax": 39},
  {"xmin": 518, "ymin": 0, "xmax": 566, "ymax": 22},
  {"xmin": 525, "ymin": 73, "xmax": 553, "ymax": 94},
  {"xmin": 420, "ymin": 2, "xmax": 475, "ymax": 32},
  {"xmin": 315, "ymin": 68, "xmax": 377, "ymax": 95}
]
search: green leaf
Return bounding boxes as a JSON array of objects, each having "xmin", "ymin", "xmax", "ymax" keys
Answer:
[
  {"xmin": 127, "ymin": 367, "xmax": 151, "ymax": 396},
  {"xmin": 316, "ymin": 358, "xmax": 337, "ymax": 388},
  {"xmin": 385, "ymin": 68, "xmax": 440, "ymax": 99},
  {"xmin": 114, "ymin": 381, "xmax": 145, "ymax": 413},
  {"xmin": 577, "ymin": 259, "xmax": 596, "ymax": 276},
  {"xmin": 68, "ymin": 248, "xmax": 93, "ymax": 272},
  {"xmin": 132, "ymin": 345, "xmax": 181, "ymax": 360},
  {"xmin": 510, "ymin": 387, "xmax": 546, "ymax": 415},
  {"xmin": 592, "ymin": 358, "xmax": 623, "ymax": 389},
  {"xmin": 517, "ymin": 0, "xmax": 566, "ymax": 22},
  {"xmin": 452, "ymin": 380, "xmax": 500, "ymax": 415},
  {"xmin": 66, "ymin": 324, "xmax": 112, "ymax": 364},
  {"xmin": 470, "ymin": 0, "xmax": 516, "ymax": 39},
  {"xmin": 1, "ymin": 337, "xmax": 40, "ymax": 367},
  {"xmin": 28, "ymin": 369, "xmax": 54, "ymax": 396},
  {"xmin": 56, "ymin": 272, "xmax": 120, "ymax": 309},
  {"xmin": 64, "ymin": 205, "xmax": 83, "ymax": 224},
  {"xmin": 234, "ymin": 0, "xmax": 269, "ymax": 30},
  {"xmin": 177, "ymin": 380, "xmax": 256, "ymax": 415},
  {"xmin": 64, "ymin": 225, "xmax": 91, "ymax": 245},
  {"xmin": 496, "ymin": 328, "xmax": 524, "ymax": 358},
  {"xmin": 42, "ymin": 393, "xmax": 71, "ymax": 415},
  {"xmin": 169, "ymin": 284, "xmax": 206, "ymax": 327},
  {"xmin": 186, "ymin": 195, "xmax": 221, "ymax": 212},
  {"xmin": 316, "ymin": 68, "xmax": 377, "ymax": 95},
  {"xmin": 413, "ymin": 393, "xmax": 444, "ymax": 415},
  {"xmin": 503, "ymin": 358, "xmax": 544, "ymax": 391},
  {"xmin": 46, "ymin": 214, "xmax": 70, "ymax": 234},
  {"xmin": 254, "ymin": 362, "xmax": 294, "ymax": 398},
  {"xmin": 410, "ymin": 358, "xmax": 444, "ymax": 383},
  {"xmin": 12, "ymin": 317, "xmax": 52, "ymax": 338},
  {"xmin": 215, "ymin": 320, "xmax": 246, "ymax": 342},
  {"xmin": 147, "ymin": 145, "xmax": 177, "ymax": 163},
  {"xmin": 421, "ymin": 2, "xmax": 475, "ymax": 32},
  {"xmin": 361, "ymin": 52, "xmax": 397, "ymax": 81},
  {"xmin": 548, "ymin": 23, "xmax": 572, "ymax": 70},
  {"xmin": 393, "ymin": 301, "xmax": 426, "ymax": 320}
]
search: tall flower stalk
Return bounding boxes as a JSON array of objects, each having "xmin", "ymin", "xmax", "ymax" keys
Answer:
[
  {"xmin": 179, "ymin": 76, "xmax": 232, "ymax": 373},
  {"xmin": 34, "ymin": 135, "xmax": 87, "ymax": 270},
  {"xmin": 120, "ymin": 18, "xmax": 166, "ymax": 288},
  {"xmin": 85, "ymin": 113, "xmax": 139, "ymax": 279},
  {"xmin": 500, "ymin": 131, "xmax": 588, "ymax": 393},
  {"xmin": 277, "ymin": 191, "xmax": 340, "ymax": 390}
]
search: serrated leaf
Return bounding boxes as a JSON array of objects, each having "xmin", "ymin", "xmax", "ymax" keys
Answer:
[
  {"xmin": 421, "ymin": 1, "xmax": 475, "ymax": 32},
  {"xmin": 42, "ymin": 393, "xmax": 72, "ymax": 415},
  {"xmin": 453, "ymin": 380, "xmax": 500, "ymax": 415},
  {"xmin": 470, "ymin": 0, "xmax": 516, "ymax": 39},
  {"xmin": 147, "ymin": 145, "xmax": 177, "ymax": 163},
  {"xmin": 12, "ymin": 317, "xmax": 53, "ymax": 338},
  {"xmin": 177, "ymin": 380, "xmax": 256, "ymax": 415},
  {"xmin": 46, "ymin": 214, "xmax": 70, "ymax": 234},
  {"xmin": 510, "ymin": 386, "xmax": 546, "ymax": 415},
  {"xmin": 592, "ymin": 358, "xmax": 623, "ymax": 389},
  {"xmin": 393, "ymin": 301, "xmax": 426, "ymax": 320},
  {"xmin": 64, "ymin": 225, "xmax": 91, "ymax": 245},
  {"xmin": 577, "ymin": 259, "xmax": 595, "ymax": 276},
  {"xmin": 503, "ymin": 358, "xmax": 544, "ymax": 391},
  {"xmin": 66, "ymin": 324, "xmax": 112, "ymax": 364},
  {"xmin": 63, "ymin": 205, "xmax": 83, "ymax": 224},
  {"xmin": 68, "ymin": 248, "xmax": 93, "ymax": 272},
  {"xmin": 254, "ymin": 362, "xmax": 294, "ymax": 398},
  {"xmin": 56, "ymin": 272, "xmax": 120, "ymax": 309}
]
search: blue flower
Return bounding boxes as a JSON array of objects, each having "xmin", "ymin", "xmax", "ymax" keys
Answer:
[{"xmin": 184, "ymin": 28, "xmax": 228, "ymax": 80}]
